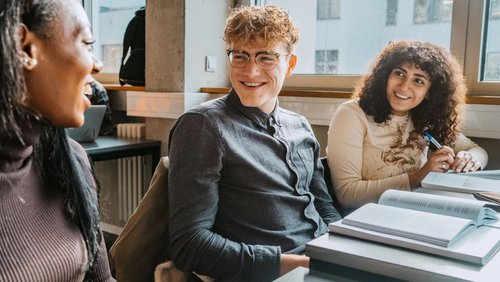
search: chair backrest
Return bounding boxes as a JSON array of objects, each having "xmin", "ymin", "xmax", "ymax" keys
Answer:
[
  {"xmin": 110, "ymin": 157, "xmax": 173, "ymax": 282},
  {"xmin": 320, "ymin": 157, "xmax": 352, "ymax": 217}
]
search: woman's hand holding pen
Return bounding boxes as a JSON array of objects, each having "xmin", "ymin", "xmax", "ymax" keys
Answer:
[
  {"xmin": 408, "ymin": 146, "xmax": 454, "ymax": 188},
  {"xmin": 421, "ymin": 131, "xmax": 480, "ymax": 173},
  {"xmin": 422, "ymin": 131, "xmax": 454, "ymax": 172},
  {"xmin": 410, "ymin": 132, "xmax": 484, "ymax": 187},
  {"xmin": 430, "ymin": 146, "xmax": 455, "ymax": 172},
  {"xmin": 451, "ymin": 151, "xmax": 481, "ymax": 172}
]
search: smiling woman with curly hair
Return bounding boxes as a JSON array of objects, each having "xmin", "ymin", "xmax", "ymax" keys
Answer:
[{"xmin": 326, "ymin": 40, "xmax": 488, "ymax": 209}]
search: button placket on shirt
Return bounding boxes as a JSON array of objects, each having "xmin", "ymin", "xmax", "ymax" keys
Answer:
[
  {"xmin": 271, "ymin": 124, "xmax": 302, "ymax": 192},
  {"xmin": 268, "ymin": 114, "xmax": 320, "ymax": 236}
]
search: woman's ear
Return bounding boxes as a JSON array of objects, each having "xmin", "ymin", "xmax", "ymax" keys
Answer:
[
  {"xmin": 286, "ymin": 54, "xmax": 297, "ymax": 77},
  {"xmin": 17, "ymin": 24, "xmax": 38, "ymax": 70}
]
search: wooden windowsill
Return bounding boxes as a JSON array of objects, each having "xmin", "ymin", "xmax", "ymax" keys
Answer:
[
  {"xmin": 101, "ymin": 85, "xmax": 500, "ymax": 105},
  {"xmin": 466, "ymin": 96, "xmax": 500, "ymax": 105},
  {"xmin": 103, "ymin": 84, "xmax": 145, "ymax": 91},
  {"xmin": 200, "ymin": 87, "xmax": 500, "ymax": 105},
  {"xmin": 103, "ymin": 84, "xmax": 500, "ymax": 105}
]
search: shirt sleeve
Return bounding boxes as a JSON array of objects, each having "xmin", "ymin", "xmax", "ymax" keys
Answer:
[
  {"xmin": 167, "ymin": 113, "xmax": 281, "ymax": 282},
  {"xmin": 326, "ymin": 103, "xmax": 411, "ymax": 209},
  {"xmin": 452, "ymin": 133, "xmax": 489, "ymax": 169}
]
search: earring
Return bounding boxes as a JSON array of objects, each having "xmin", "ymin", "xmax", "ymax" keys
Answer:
[
  {"xmin": 21, "ymin": 57, "xmax": 37, "ymax": 68},
  {"xmin": 27, "ymin": 58, "xmax": 37, "ymax": 67}
]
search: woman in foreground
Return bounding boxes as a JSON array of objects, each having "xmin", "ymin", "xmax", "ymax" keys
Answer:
[{"xmin": 0, "ymin": 0, "xmax": 114, "ymax": 280}]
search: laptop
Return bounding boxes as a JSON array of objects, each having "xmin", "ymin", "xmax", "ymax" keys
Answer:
[{"xmin": 67, "ymin": 105, "xmax": 106, "ymax": 142}]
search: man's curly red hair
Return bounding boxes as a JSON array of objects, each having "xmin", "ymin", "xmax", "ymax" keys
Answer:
[{"xmin": 223, "ymin": 5, "xmax": 300, "ymax": 52}]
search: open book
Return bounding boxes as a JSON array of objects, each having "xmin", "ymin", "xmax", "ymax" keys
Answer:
[
  {"xmin": 421, "ymin": 171, "xmax": 500, "ymax": 194},
  {"xmin": 329, "ymin": 190, "xmax": 500, "ymax": 264}
]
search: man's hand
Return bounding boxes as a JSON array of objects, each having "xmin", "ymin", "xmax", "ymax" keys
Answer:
[{"xmin": 279, "ymin": 254, "xmax": 309, "ymax": 276}]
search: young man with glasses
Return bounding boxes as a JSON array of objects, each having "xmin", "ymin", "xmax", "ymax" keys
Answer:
[{"xmin": 167, "ymin": 6, "xmax": 341, "ymax": 281}]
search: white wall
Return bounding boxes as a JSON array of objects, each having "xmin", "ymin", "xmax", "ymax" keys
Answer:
[{"xmin": 184, "ymin": 0, "xmax": 232, "ymax": 92}]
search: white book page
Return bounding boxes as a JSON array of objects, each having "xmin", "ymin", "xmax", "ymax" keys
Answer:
[
  {"xmin": 421, "ymin": 172, "xmax": 500, "ymax": 193},
  {"xmin": 342, "ymin": 204, "xmax": 474, "ymax": 247},
  {"xmin": 378, "ymin": 190, "xmax": 493, "ymax": 224}
]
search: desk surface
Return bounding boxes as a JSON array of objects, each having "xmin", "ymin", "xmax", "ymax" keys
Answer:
[
  {"xmin": 273, "ymin": 267, "xmax": 344, "ymax": 282},
  {"xmin": 274, "ymin": 265, "xmax": 399, "ymax": 282},
  {"xmin": 81, "ymin": 136, "xmax": 161, "ymax": 170},
  {"xmin": 81, "ymin": 136, "xmax": 161, "ymax": 155}
]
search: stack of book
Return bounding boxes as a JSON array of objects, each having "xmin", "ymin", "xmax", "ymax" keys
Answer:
[{"xmin": 329, "ymin": 189, "xmax": 500, "ymax": 265}]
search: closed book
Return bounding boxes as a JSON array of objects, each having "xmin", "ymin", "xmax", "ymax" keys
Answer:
[{"xmin": 421, "ymin": 171, "xmax": 500, "ymax": 193}]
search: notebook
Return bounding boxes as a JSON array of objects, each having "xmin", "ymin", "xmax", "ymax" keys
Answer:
[{"xmin": 67, "ymin": 105, "xmax": 106, "ymax": 142}]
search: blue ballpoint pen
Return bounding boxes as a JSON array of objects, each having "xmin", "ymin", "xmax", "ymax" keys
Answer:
[{"xmin": 423, "ymin": 131, "xmax": 442, "ymax": 149}]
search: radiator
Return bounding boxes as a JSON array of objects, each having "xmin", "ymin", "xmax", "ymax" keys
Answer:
[{"xmin": 117, "ymin": 123, "xmax": 147, "ymax": 223}]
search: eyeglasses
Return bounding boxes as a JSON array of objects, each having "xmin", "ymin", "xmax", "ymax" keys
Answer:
[{"xmin": 226, "ymin": 49, "xmax": 291, "ymax": 70}]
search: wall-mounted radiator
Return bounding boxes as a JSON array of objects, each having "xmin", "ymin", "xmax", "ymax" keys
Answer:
[{"xmin": 117, "ymin": 123, "xmax": 147, "ymax": 223}]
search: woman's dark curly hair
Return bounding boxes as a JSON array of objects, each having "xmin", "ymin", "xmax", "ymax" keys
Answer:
[{"xmin": 352, "ymin": 40, "xmax": 467, "ymax": 147}]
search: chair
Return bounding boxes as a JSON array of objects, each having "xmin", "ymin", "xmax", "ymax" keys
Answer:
[
  {"xmin": 110, "ymin": 157, "xmax": 185, "ymax": 282},
  {"xmin": 110, "ymin": 157, "xmax": 213, "ymax": 282},
  {"xmin": 320, "ymin": 157, "xmax": 352, "ymax": 217}
]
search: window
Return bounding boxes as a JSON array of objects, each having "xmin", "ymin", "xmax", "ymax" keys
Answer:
[
  {"xmin": 413, "ymin": 0, "xmax": 453, "ymax": 24},
  {"xmin": 83, "ymin": 0, "xmax": 145, "ymax": 79},
  {"xmin": 386, "ymin": 0, "xmax": 398, "ymax": 26},
  {"xmin": 317, "ymin": 0, "xmax": 341, "ymax": 20},
  {"xmin": 490, "ymin": 0, "xmax": 500, "ymax": 19},
  {"xmin": 256, "ymin": 0, "xmax": 500, "ymax": 93},
  {"xmin": 85, "ymin": 0, "xmax": 500, "ymax": 94},
  {"xmin": 315, "ymin": 50, "xmax": 339, "ymax": 74},
  {"xmin": 481, "ymin": 1, "xmax": 500, "ymax": 81},
  {"xmin": 483, "ymin": 53, "xmax": 500, "ymax": 81},
  {"xmin": 266, "ymin": 0, "xmax": 454, "ymax": 79}
]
